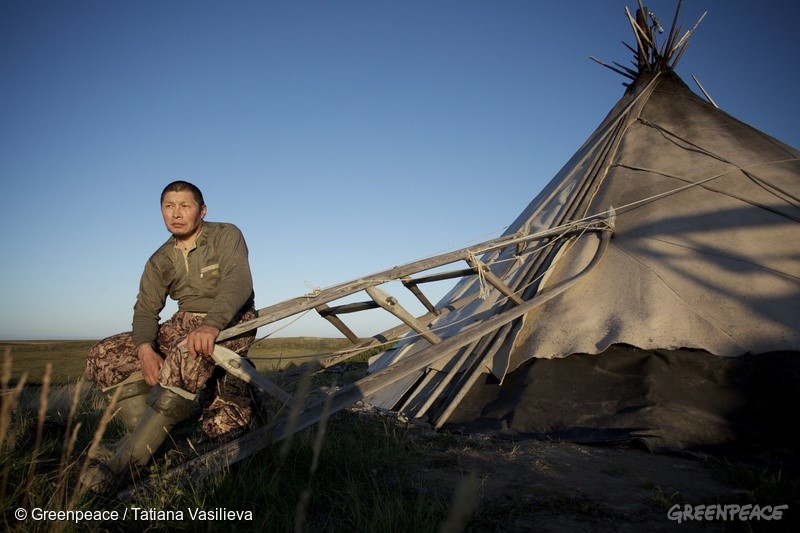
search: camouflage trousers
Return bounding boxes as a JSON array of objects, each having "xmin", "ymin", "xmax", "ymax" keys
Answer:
[{"xmin": 85, "ymin": 309, "xmax": 257, "ymax": 439}]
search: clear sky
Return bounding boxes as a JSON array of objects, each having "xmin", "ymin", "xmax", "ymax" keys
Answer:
[{"xmin": 1, "ymin": 1, "xmax": 798, "ymax": 340}]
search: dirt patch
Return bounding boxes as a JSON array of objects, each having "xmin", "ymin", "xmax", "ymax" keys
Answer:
[{"xmin": 397, "ymin": 429, "xmax": 796, "ymax": 532}]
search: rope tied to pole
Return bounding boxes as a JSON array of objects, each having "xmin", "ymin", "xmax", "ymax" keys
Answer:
[
  {"xmin": 303, "ymin": 281, "xmax": 322, "ymax": 298},
  {"xmin": 466, "ymin": 250, "xmax": 490, "ymax": 299}
]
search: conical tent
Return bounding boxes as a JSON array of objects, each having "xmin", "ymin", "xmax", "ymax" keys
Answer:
[
  {"xmin": 133, "ymin": 5, "xmax": 799, "ymax": 491},
  {"xmin": 503, "ymin": 69, "xmax": 799, "ymax": 365},
  {"xmin": 368, "ymin": 6, "xmax": 800, "ymax": 451}
]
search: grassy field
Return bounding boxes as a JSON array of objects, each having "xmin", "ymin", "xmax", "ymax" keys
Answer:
[
  {"xmin": 1, "ymin": 339, "xmax": 458, "ymax": 532},
  {"xmin": 0, "ymin": 341, "xmax": 97, "ymax": 384},
  {"xmin": 0, "ymin": 367, "xmax": 454, "ymax": 532},
  {"xmin": 2, "ymin": 341, "xmax": 798, "ymax": 531},
  {"xmin": 0, "ymin": 337, "xmax": 358, "ymax": 384}
]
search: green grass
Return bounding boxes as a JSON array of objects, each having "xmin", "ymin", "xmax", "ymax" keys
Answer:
[
  {"xmin": 0, "ymin": 337, "xmax": 372, "ymax": 384},
  {"xmin": 248, "ymin": 336, "xmax": 359, "ymax": 373},
  {"xmin": 0, "ymin": 341, "xmax": 96, "ymax": 384},
  {"xmin": 0, "ymin": 341, "xmax": 460, "ymax": 532},
  {"xmin": 709, "ymin": 458, "xmax": 800, "ymax": 510},
  {"xmin": 1, "ymin": 381, "xmax": 454, "ymax": 532}
]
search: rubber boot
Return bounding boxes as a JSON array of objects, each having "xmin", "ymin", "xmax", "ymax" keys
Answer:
[
  {"xmin": 113, "ymin": 379, "xmax": 151, "ymax": 431},
  {"xmin": 88, "ymin": 377, "xmax": 151, "ymax": 461},
  {"xmin": 79, "ymin": 385, "xmax": 195, "ymax": 494}
]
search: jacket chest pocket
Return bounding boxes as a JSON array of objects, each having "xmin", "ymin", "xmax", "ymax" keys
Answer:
[{"xmin": 200, "ymin": 264, "xmax": 220, "ymax": 279}]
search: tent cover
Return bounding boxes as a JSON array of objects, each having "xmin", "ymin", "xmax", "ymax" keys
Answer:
[{"xmin": 369, "ymin": 20, "xmax": 800, "ymax": 453}]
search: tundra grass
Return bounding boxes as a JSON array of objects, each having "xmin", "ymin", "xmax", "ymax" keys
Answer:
[
  {"xmin": 0, "ymin": 347, "xmax": 456, "ymax": 532},
  {"xmin": 0, "ymin": 337, "xmax": 368, "ymax": 384}
]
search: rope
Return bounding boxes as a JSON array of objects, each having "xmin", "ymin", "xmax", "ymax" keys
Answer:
[
  {"xmin": 252, "ymin": 309, "xmax": 313, "ymax": 344},
  {"xmin": 303, "ymin": 281, "xmax": 322, "ymax": 298},
  {"xmin": 466, "ymin": 250, "xmax": 489, "ymax": 299}
]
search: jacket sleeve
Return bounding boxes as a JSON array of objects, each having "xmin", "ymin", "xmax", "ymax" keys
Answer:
[
  {"xmin": 201, "ymin": 224, "xmax": 254, "ymax": 330},
  {"xmin": 131, "ymin": 254, "xmax": 169, "ymax": 347}
]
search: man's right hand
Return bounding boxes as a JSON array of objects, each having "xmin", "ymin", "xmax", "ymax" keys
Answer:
[{"xmin": 137, "ymin": 344, "xmax": 164, "ymax": 386}]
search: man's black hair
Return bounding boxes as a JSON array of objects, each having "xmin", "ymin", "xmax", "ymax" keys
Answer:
[{"xmin": 161, "ymin": 180, "xmax": 205, "ymax": 206}]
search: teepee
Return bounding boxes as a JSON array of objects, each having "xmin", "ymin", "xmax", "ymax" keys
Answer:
[
  {"xmin": 123, "ymin": 4, "xmax": 799, "ymax": 496},
  {"xmin": 367, "ymin": 3, "xmax": 800, "ymax": 451}
]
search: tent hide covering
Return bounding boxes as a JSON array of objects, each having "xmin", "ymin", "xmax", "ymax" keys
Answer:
[
  {"xmin": 368, "ymin": 6, "xmax": 800, "ymax": 453},
  {"xmin": 507, "ymin": 70, "xmax": 798, "ymax": 364}
]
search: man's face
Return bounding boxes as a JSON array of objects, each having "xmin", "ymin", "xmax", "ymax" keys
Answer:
[{"xmin": 161, "ymin": 190, "xmax": 206, "ymax": 244}]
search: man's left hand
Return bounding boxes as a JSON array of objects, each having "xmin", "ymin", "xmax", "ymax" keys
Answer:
[{"xmin": 183, "ymin": 325, "xmax": 221, "ymax": 358}]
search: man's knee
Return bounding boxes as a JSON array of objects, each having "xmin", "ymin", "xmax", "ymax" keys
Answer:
[{"xmin": 85, "ymin": 332, "xmax": 139, "ymax": 388}]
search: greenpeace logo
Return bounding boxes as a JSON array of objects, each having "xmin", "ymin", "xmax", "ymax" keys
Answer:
[{"xmin": 667, "ymin": 504, "xmax": 788, "ymax": 524}]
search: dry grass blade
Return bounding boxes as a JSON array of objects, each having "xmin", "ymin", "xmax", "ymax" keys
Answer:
[
  {"xmin": 309, "ymin": 379, "xmax": 335, "ymax": 475},
  {"xmin": 60, "ymin": 379, "xmax": 85, "ymax": 465},
  {"xmin": 50, "ymin": 422, "xmax": 83, "ymax": 512},
  {"xmin": 1, "ymin": 347, "xmax": 9, "ymax": 389},
  {"xmin": 293, "ymin": 487, "xmax": 311, "ymax": 533},
  {"xmin": 1, "ymin": 349, "xmax": 28, "ymax": 501},
  {"xmin": 69, "ymin": 385, "xmax": 121, "ymax": 506},
  {"xmin": 439, "ymin": 474, "xmax": 482, "ymax": 533},
  {"xmin": 21, "ymin": 362, "xmax": 52, "ymax": 506},
  {"xmin": 52, "ymin": 379, "xmax": 86, "ymax": 511},
  {"xmin": 0, "ymin": 348, "xmax": 18, "ymax": 449},
  {"xmin": 279, "ymin": 364, "xmax": 313, "ymax": 459},
  {"xmin": 295, "ymin": 377, "xmax": 334, "ymax": 532}
]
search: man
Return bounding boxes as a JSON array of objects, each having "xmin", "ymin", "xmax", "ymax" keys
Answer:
[{"xmin": 81, "ymin": 180, "xmax": 258, "ymax": 492}]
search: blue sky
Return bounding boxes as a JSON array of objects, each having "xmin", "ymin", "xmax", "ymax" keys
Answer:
[{"xmin": 1, "ymin": 1, "xmax": 798, "ymax": 340}]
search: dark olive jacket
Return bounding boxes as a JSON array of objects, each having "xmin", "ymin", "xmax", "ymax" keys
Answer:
[{"xmin": 132, "ymin": 222, "xmax": 255, "ymax": 347}]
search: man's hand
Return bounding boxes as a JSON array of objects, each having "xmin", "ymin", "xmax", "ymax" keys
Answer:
[
  {"xmin": 137, "ymin": 344, "xmax": 164, "ymax": 386},
  {"xmin": 183, "ymin": 325, "xmax": 221, "ymax": 358}
]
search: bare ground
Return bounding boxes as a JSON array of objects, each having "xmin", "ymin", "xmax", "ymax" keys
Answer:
[{"xmin": 390, "ymin": 424, "xmax": 798, "ymax": 532}]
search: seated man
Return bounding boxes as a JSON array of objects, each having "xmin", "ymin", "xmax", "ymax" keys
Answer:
[{"xmin": 81, "ymin": 180, "xmax": 258, "ymax": 491}]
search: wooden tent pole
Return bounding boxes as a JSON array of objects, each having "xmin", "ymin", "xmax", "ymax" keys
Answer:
[
  {"xmin": 118, "ymin": 225, "xmax": 613, "ymax": 501},
  {"xmin": 365, "ymin": 286, "xmax": 442, "ymax": 345},
  {"xmin": 314, "ymin": 303, "xmax": 361, "ymax": 344},
  {"xmin": 215, "ymin": 220, "xmax": 616, "ymax": 344}
]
